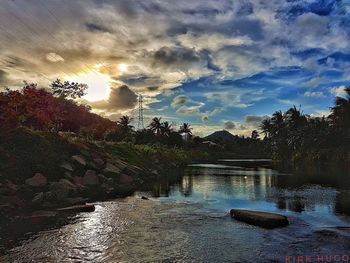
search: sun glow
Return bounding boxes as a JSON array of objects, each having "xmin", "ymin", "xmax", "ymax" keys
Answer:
[
  {"xmin": 69, "ymin": 71, "xmax": 111, "ymax": 101},
  {"xmin": 118, "ymin": 63, "xmax": 128, "ymax": 73}
]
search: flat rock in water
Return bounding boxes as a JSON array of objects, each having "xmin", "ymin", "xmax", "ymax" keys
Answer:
[
  {"xmin": 230, "ymin": 209, "xmax": 289, "ymax": 229},
  {"xmin": 57, "ymin": 204, "xmax": 95, "ymax": 213}
]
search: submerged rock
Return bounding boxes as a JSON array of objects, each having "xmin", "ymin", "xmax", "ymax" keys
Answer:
[
  {"xmin": 56, "ymin": 204, "xmax": 95, "ymax": 213},
  {"xmin": 230, "ymin": 209, "xmax": 289, "ymax": 229},
  {"xmin": 25, "ymin": 173, "xmax": 47, "ymax": 187}
]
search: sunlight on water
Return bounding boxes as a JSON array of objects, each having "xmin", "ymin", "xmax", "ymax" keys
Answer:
[{"xmin": 2, "ymin": 163, "xmax": 350, "ymax": 262}]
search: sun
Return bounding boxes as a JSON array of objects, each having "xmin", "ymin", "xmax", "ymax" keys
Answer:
[
  {"xmin": 118, "ymin": 63, "xmax": 128, "ymax": 73},
  {"xmin": 68, "ymin": 71, "xmax": 111, "ymax": 102}
]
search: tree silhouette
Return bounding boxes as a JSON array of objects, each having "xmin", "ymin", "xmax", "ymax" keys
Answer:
[
  {"xmin": 117, "ymin": 115, "xmax": 133, "ymax": 132},
  {"xmin": 51, "ymin": 79, "xmax": 88, "ymax": 99},
  {"xmin": 148, "ymin": 117, "xmax": 162, "ymax": 136},
  {"xmin": 179, "ymin": 123, "xmax": 192, "ymax": 137},
  {"xmin": 160, "ymin": 121, "xmax": 173, "ymax": 137}
]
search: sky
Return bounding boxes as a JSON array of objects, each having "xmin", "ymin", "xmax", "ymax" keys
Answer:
[{"xmin": 0, "ymin": 0, "xmax": 350, "ymax": 136}]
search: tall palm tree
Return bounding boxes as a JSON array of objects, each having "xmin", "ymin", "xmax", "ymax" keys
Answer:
[
  {"xmin": 260, "ymin": 118, "xmax": 272, "ymax": 138},
  {"xmin": 285, "ymin": 105, "xmax": 306, "ymax": 128},
  {"xmin": 271, "ymin": 110, "xmax": 284, "ymax": 136},
  {"xmin": 148, "ymin": 117, "xmax": 162, "ymax": 135},
  {"xmin": 179, "ymin": 123, "xmax": 192, "ymax": 136},
  {"xmin": 330, "ymin": 87, "xmax": 350, "ymax": 131},
  {"xmin": 117, "ymin": 115, "xmax": 133, "ymax": 132},
  {"xmin": 160, "ymin": 121, "xmax": 173, "ymax": 137}
]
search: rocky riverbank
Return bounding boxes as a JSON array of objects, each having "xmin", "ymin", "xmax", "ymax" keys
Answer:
[{"xmin": 0, "ymin": 128, "xmax": 206, "ymax": 218}]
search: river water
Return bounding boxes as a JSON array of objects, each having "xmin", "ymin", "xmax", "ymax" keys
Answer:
[{"xmin": 2, "ymin": 160, "xmax": 350, "ymax": 262}]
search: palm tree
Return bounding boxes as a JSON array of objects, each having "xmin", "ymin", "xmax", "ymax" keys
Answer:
[
  {"xmin": 179, "ymin": 123, "xmax": 192, "ymax": 137},
  {"xmin": 148, "ymin": 117, "xmax": 162, "ymax": 135},
  {"xmin": 285, "ymin": 105, "xmax": 307, "ymax": 128},
  {"xmin": 160, "ymin": 121, "xmax": 173, "ymax": 137},
  {"xmin": 329, "ymin": 87, "xmax": 350, "ymax": 131},
  {"xmin": 270, "ymin": 110, "xmax": 284, "ymax": 136},
  {"xmin": 117, "ymin": 115, "xmax": 133, "ymax": 132},
  {"xmin": 260, "ymin": 118, "xmax": 272, "ymax": 138}
]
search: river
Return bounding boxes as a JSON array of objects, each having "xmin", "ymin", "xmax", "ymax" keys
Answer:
[{"xmin": 2, "ymin": 160, "xmax": 350, "ymax": 262}]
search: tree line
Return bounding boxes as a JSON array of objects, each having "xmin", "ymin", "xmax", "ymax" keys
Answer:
[
  {"xmin": 259, "ymin": 87, "xmax": 350, "ymax": 164},
  {"xmin": 0, "ymin": 81, "xmax": 193, "ymax": 146}
]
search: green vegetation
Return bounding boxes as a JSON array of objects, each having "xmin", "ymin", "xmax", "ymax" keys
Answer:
[{"xmin": 260, "ymin": 87, "xmax": 350, "ymax": 168}]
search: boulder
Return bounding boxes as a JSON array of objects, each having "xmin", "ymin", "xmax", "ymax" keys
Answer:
[
  {"xmin": 230, "ymin": 209, "xmax": 289, "ymax": 229},
  {"xmin": 103, "ymin": 162, "xmax": 120, "ymax": 175},
  {"xmin": 57, "ymin": 204, "xmax": 95, "ymax": 213},
  {"xmin": 73, "ymin": 176, "xmax": 84, "ymax": 185},
  {"xmin": 97, "ymin": 174, "xmax": 110, "ymax": 183},
  {"xmin": 32, "ymin": 192, "xmax": 44, "ymax": 204},
  {"xmin": 60, "ymin": 161, "xmax": 74, "ymax": 172},
  {"xmin": 59, "ymin": 179, "xmax": 77, "ymax": 189},
  {"xmin": 64, "ymin": 171, "xmax": 74, "ymax": 180},
  {"xmin": 93, "ymin": 158, "xmax": 105, "ymax": 168},
  {"xmin": 83, "ymin": 170, "xmax": 99, "ymax": 185},
  {"xmin": 119, "ymin": 174, "xmax": 134, "ymax": 184},
  {"xmin": 71, "ymin": 155, "xmax": 86, "ymax": 166},
  {"xmin": 25, "ymin": 173, "xmax": 47, "ymax": 187}
]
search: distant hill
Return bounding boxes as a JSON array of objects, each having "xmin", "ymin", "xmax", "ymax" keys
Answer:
[{"xmin": 204, "ymin": 130, "xmax": 236, "ymax": 143}]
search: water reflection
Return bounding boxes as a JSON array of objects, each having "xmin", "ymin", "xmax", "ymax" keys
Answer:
[
  {"xmin": 141, "ymin": 164, "xmax": 350, "ymax": 228},
  {"xmin": 3, "ymin": 163, "xmax": 350, "ymax": 262}
]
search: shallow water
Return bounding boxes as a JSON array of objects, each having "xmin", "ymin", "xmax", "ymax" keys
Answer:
[{"xmin": 2, "ymin": 162, "xmax": 350, "ymax": 262}]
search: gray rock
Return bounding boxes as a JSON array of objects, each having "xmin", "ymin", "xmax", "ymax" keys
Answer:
[
  {"xmin": 103, "ymin": 162, "xmax": 120, "ymax": 175},
  {"xmin": 230, "ymin": 209, "xmax": 289, "ymax": 229},
  {"xmin": 64, "ymin": 171, "xmax": 74, "ymax": 180},
  {"xmin": 97, "ymin": 173, "xmax": 109, "ymax": 183},
  {"xmin": 57, "ymin": 204, "xmax": 95, "ymax": 213},
  {"xmin": 60, "ymin": 161, "xmax": 74, "ymax": 172},
  {"xmin": 32, "ymin": 192, "xmax": 44, "ymax": 204},
  {"xmin": 59, "ymin": 179, "xmax": 77, "ymax": 189},
  {"xmin": 71, "ymin": 155, "xmax": 86, "ymax": 166},
  {"xmin": 83, "ymin": 170, "xmax": 99, "ymax": 185},
  {"xmin": 93, "ymin": 158, "xmax": 105, "ymax": 168},
  {"xmin": 119, "ymin": 174, "xmax": 134, "ymax": 184},
  {"xmin": 25, "ymin": 173, "xmax": 47, "ymax": 187}
]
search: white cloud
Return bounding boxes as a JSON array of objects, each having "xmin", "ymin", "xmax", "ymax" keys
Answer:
[{"xmin": 303, "ymin": 91, "xmax": 326, "ymax": 99}]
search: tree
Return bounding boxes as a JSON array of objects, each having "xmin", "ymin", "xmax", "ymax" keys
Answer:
[
  {"xmin": 329, "ymin": 86, "xmax": 350, "ymax": 132},
  {"xmin": 50, "ymin": 79, "xmax": 88, "ymax": 99},
  {"xmin": 117, "ymin": 115, "xmax": 133, "ymax": 132},
  {"xmin": 148, "ymin": 117, "xmax": 162, "ymax": 136},
  {"xmin": 260, "ymin": 118, "xmax": 272, "ymax": 139},
  {"xmin": 179, "ymin": 123, "xmax": 192, "ymax": 137},
  {"xmin": 160, "ymin": 121, "xmax": 173, "ymax": 137},
  {"xmin": 251, "ymin": 130, "xmax": 259, "ymax": 140}
]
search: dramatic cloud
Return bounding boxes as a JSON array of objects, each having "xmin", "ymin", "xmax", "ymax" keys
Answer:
[
  {"xmin": 1, "ymin": 0, "xmax": 349, "ymax": 135},
  {"xmin": 224, "ymin": 121, "xmax": 235, "ymax": 130},
  {"xmin": 171, "ymin": 95, "xmax": 190, "ymax": 108},
  {"xmin": 90, "ymin": 85, "xmax": 137, "ymax": 110}
]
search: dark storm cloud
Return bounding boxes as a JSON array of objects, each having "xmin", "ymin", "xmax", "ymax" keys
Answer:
[
  {"xmin": 171, "ymin": 95, "xmax": 190, "ymax": 108},
  {"xmin": 85, "ymin": 23, "xmax": 112, "ymax": 33},
  {"xmin": 224, "ymin": 121, "xmax": 236, "ymax": 130},
  {"xmin": 91, "ymin": 85, "xmax": 137, "ymax": 110},
  {"xmin": 153, "ymin": 47, "xmax": 201, "ymax": 67},
  {"xmin": 244, "ymin": 115, "xmax": 269, "ymax": 127}
]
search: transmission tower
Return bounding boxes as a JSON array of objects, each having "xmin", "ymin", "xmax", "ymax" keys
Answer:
[{"xmin": 137, "ymin": 94, "xmax": 144, "ymax": 130}]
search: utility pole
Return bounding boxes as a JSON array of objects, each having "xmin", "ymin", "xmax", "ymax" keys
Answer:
[{"xmin": 137, "ymin": 94, "xmax": 144, "ymax": 130}]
